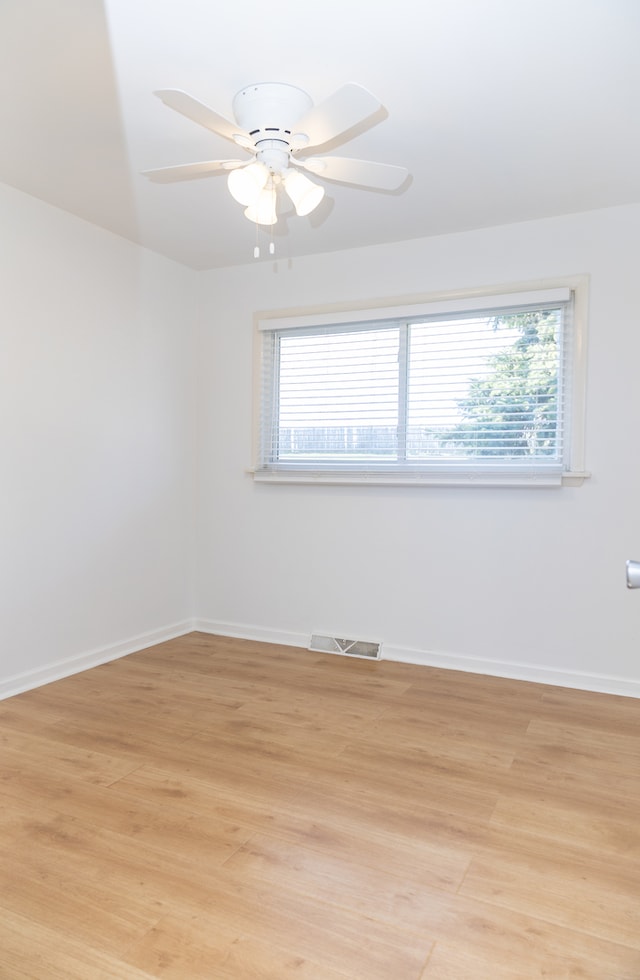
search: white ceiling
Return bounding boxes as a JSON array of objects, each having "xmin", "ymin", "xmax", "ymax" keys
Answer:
[{"xmin": 1, "ymin": 0, "xmax": 639, "ymax": 270}]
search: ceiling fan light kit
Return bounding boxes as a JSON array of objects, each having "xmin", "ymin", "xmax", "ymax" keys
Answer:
[
  {"xmin": 244, "ymin": 184, "xmax": 278, "ymax": 226},
  {"xmin": 227, "ymin": 161, "xmax": 269, "ymax": 206},
  {"xmin": 283, "ymin": 169, "xmax": 325, "ymax": 216},
  {"xmin": 144, "ymin": 81, "xmax": 408, "ymax": 247}
]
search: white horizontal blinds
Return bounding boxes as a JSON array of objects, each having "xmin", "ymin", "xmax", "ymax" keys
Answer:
[
  {"xmin": 406, "ymin": 304, "xmax": 565, "ymax": 464},
  {"xmin": 260, "ymin": 291, "xmax": 571, "ymax": 473},
  {"xmin": 274, "ymin": 324, "xmax": 399, "ymax": 463}
]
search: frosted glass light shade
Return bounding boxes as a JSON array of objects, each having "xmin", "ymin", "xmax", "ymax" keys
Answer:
[
  {"xmin": 244, "ymin": 186, "xmax": 277, "ymax": 226},
  {"xmin": 283, "ymin": 170, "xmax": 325, "ymax": 216},
  {"xmin": 227, "ymin": 162, "xmax": 269, "ymax": 206}
]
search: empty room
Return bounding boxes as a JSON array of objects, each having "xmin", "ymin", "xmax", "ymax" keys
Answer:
[{"xmin": 1, "ymin": 1, "xmax": 639, "ymax": 977}]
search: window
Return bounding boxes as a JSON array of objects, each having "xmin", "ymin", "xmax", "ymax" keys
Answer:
[{"xmin": 255, "ymin": 281, "xmax": 588, "ymax": 487}]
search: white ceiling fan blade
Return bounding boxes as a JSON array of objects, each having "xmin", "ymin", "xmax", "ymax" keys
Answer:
[
  {"xmin": 299, "ymin": 156, "xmax": 408, "ymax": 190},
  {"xmin": 296, "ymin": 84, "xmax": 382, "ymax": 149},
  {"xmin": 142, "ymin": 159, "xmax": 246, "ymax": 183},
  {"xmin": 154, "ymin": 90, "xmax": 244, "ymax": 144}
]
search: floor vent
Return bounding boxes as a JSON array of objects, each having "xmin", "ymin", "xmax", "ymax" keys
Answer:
[{"xmin": 309, "ymin": 634, "xmax": 382, "ymax": 660}]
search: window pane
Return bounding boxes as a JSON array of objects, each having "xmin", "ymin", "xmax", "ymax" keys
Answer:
[
  {"xmin": 277, "ymin": 327, "xmax": 399, "ymax": 461},
  {"xmin": 407, "ymin": 309, "xmax": 562, "ymax": 460}
]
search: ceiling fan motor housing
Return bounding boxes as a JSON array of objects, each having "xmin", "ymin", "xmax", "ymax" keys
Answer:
[{"xmin": 232, "ymin": 83, "xmax": 312, "ymax": 171}]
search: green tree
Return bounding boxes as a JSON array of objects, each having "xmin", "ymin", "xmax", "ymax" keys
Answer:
[{"xmin": 448, "ymin": 310, "xmax": 559, "ymax": 457}]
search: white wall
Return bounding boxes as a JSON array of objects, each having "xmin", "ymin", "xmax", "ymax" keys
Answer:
[
  {"xmin": 3, "ymin": 190, "xmax": 639, "ymax": 698},
  {"xmin": 0, "ymin": 182, "xmax": 198, "ymax": 695},
  {"xmin": 196, "ymin": 204, "xmax": 640, "ymax": 695}
]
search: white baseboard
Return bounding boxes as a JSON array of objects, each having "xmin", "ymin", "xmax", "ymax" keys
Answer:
[
  {"xmin": 193, "ymin": 618, "xmax": 309, "ymax": 650},
  {"xmin": 382, "ymin": 644, "xmax": 640, "ymax": 699},
  {"xmin": 4, "ymin": 618, "xmax": 638, "ymax": 701},
  {"xmin": 194, "ymin": 619, "xmax": 640, "ymax": 699},
  {"xmin": 0, "ymin": 621, "xmax": 194, "ymax": 701}
]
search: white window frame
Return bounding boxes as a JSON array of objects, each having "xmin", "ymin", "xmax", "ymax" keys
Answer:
[{"xmin": 252, "ymin": 277, "xmax": 589, "ymax": 488}]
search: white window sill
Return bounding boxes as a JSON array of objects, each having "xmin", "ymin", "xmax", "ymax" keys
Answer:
[{"xmin": 249, "ymin": 468, "xmax": 591, "ymax": 488}]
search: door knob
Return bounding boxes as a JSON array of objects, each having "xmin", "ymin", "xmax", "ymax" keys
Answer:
[{"xmin": 626, "ymin": 560, "xmax": 640, "ymax": 588}]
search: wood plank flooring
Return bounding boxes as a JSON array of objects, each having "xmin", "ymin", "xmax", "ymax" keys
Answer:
[{"xmin": 0, "ymin": 632, "xmax": 639, "ymax": 978}]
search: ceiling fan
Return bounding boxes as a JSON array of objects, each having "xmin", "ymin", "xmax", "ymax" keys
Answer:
[{"xmin": 142, "ymin": 82, "xmax": 409, "ymax": 228}]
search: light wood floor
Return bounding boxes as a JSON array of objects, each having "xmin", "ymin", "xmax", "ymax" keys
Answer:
[{"xmin": 0, "ymin": 633, "xmax": 639, "ymax": 979}]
